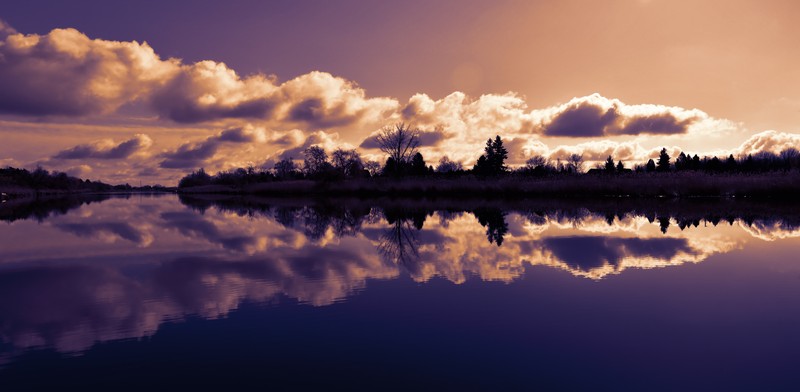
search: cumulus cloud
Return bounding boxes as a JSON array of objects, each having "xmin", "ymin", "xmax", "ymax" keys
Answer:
[
  {"xmin": 540, "ymin": 236, "xmax": 695, "ymax": 271},
  {"xmin": 150, "ymin": 60, "xmax": 277, "ymax": 122},
  {"xmin": 0, "ymin": 26, "xmax": 178, "ymax": 116},
  {"xmin": 0, "ymin": 23, "xmax": 396, "ymax": 129},
  {"xmin": 159, "ymin": 127, "xmax": 265, "ymax": 169},
  {"xmin": 269, "ymin": 130, "xmax": 347, "ymax": 164},
  {"xmin": 0, "ymin": 21, "xmax": 771, "ymax": 184},
  {"xmin": 278, "ymin": 71, "xmax": 398, "ymax": 128},
  {"xmin": 735, "ymin": 130, "xmax": 800, "ymax": 156},
  {"xmin": 148, "ymin": 68, "xmax": 398, "ymax": 127},
  {"xmin": 0, "ymin": 19, "xmax": 17, "ymax": 38},
  {"xmin": 358, "ymin": 91, "xmax": 738, "ymax": 168},
  {"xmin": 537, "ymin": 94, "xmax": 704, "ymax": 137},
  {"xmin": 52, "ymin": 134, "xmax": 152, "ymax": 160},
  {"xmin": 151, "ymin": 66, "xmax": 398, "ymax": 126}
]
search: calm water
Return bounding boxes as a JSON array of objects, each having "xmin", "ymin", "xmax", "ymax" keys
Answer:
[{"xmin": 1, "ymin": 194, "xmax": 800, "ymax": 390}]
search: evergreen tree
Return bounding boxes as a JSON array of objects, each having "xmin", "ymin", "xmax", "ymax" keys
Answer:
[
  {"xmin": 725, "ymin": 154, "xmax": 737, "ymax": 172},
  {"xmin": 675, "ymin": 152, "xmax": 689, "ymax": 171},
  {"xmin": 657, "ymin": 148, "xmax": 671, "ymax": 172},
  {"xmin": 692, "ymin": 154, "xmax": 701, "ymax": 170},
  {"xmin": 490, "ymin": 135, "xmax": 508, "ymax": 173},
  {"xmin": 616, "ymin": 160, "xmax": 625, "ymax": 173},
  {"xmin": 605, "ymin": 156, "xmax": 615, "ymax": 173},
  {"xmin": 474, "ymin": 135, "xmax": 508, "ymax": 176}
]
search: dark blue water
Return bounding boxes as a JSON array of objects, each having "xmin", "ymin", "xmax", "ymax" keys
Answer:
[{"xmin": 1, "ymin": 194, "xmax": 799, "ymax": 390}]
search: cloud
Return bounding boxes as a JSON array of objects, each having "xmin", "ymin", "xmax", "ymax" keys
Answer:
[
  {"xmin": 160, "ymin": 211, "xmax": 264, "ymax": 253},
  {"xmin": 150, "ymin": 60, "xmax": 277, "ymax": 123},
  {"xmin": 151, "ymin": 66, "xmax": 398, "ymax": 126},
  {"xmin": 55, "ymin": 221, "xmax": 154, "ymax": 247},
  {"xmin": 64, "ymin": 164, "xmax": 93, "ymax": 178},
  {"xmin": 0, "ymin": 23, "xmax": 396, "ymax": 130},
  {"xmin": 546, "ymin": 140, "xmax": 651, "ymax": 162},
  {"xmin": 0, "ymin": 22, "xmax": 765, "ymax": 184},
  {"xmin": 541, "ymin": 100, "xmax": 618, "ymax": 137},
  {"xmin": 540, "ymin": 236, "xmax": 694, "ymax": 271},
  {"xmin": 270, "ymin": 130, "xmax": 346, "ymax": 164},
  {"xmin": 52, "ymin": 134, "xmax": 152, "ymax": 160},
  {"xmin": 360, "ymin": 91, "xmax": 737, "ymax": 169},
  {"xmin": 538, "ymin": 94, "xmax": 704, "ymax": 137},
  {"xmin": 278, "ymin": 71, "xmax": 398, "ymax": 128},
  {"xmin": 735, "ymin": 130, "xmax": 800, "ymax": 156},
  {"xmin": 159, "ymin": 127, "xmax": 265, "ymax": 169},
  {"xmin": 0, "ymin": 19, "xmax": 17, "ymax": 38},
  {"xmin": 0, "ymin": 26, "xmax": 178, "ymax": 116}
]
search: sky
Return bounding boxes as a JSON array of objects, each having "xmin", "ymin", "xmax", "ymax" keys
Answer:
[{"xmin": 1, "ymin": 0, "xmax": 799, "ymax": 184}]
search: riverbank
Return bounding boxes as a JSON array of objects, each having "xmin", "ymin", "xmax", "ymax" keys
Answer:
[{"xmin": 177, "ymin": 172, "xmax": 800, "ymax": 199}]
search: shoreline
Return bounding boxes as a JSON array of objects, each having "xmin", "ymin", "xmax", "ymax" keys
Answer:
[{"xmin": 176, "ymin": 172, "xmax": 800, "ymax": 200}]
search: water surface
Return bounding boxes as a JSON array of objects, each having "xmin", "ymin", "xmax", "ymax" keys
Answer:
[{"xmin": 1, "ymin": 194, "xmax": 799, "ymax": 390}]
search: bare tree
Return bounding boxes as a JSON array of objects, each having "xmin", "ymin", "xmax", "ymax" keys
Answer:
[
  {"xmin": 364, "ymin": 160, "xmax": 382, "ymax": 176},
  {"xmin": 375, "ymin": 122, "xmax": 420, "ymax": 164},
  {"xmin": 331, "ymin": 148, "xmax": 363, "ymax": 177},
  {"xmin": 303, "ymin": 146, "xmax": 328, "ymax": 175},
  {"xmin": 525, "ymin": 155, "xmax": 548, "ymax": 170},
  {"xmin": 567, "ymin": 153, "xmax": 584, "ymax": 173},
  {"xmin": 435, "ymin": 155, "xmax": 463, "ymax": 173},
  {"xmin": 274, "ymin": 157, "xmax": 297, "ymax": 178}
]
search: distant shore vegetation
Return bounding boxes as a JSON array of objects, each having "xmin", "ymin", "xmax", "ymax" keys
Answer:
[
  {"xmin": 0, "ymin": 166, "xmax": 167, "ymax": 198},
  {"xmin": 178, "ymin": 123, "xmax": 800, "ymax": 199}
]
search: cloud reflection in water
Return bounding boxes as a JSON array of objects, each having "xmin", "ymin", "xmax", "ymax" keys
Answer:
[{"xmin": 0, "ymin": 195, "xmax": 797, "ymax": 359}]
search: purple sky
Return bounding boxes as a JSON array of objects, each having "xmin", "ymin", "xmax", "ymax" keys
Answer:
[{"xmin": 1, "ymin": 0, "xmax": 799, "ymax": 184}]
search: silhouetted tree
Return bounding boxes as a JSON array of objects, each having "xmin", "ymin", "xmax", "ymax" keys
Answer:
[
  {"xmin": 657, "ymin": 216, "xmax": 671, "ymax": 234},
  {"xmin": 378, "ymin": 217, "xmax": 421, "ymax": 272},
  {"xmin": 605, "ymin": 156, "xmax": 615, "ymax": 173},
  {"xmin": 474, "ymin": 207, "xmax": 509, "ymax": 246},
  {"xmin": 436, "ymin": 156, "xmax": 463, "ymax": 173},
  {"xmin": 567, "ymin": 153, "xmax": 584, "ymax": 173},
  {"xmin": 692, "ymin": 154, "xmax": 701, "ymax": 170},
  {"xmin": 274, "ymin": 158, "xmax": 297, "ymax": 179},
  {"xmin": 331, "ymin": 148, "xmax": 363, "ymax": 177},
  {"xmin": 303, "ymin": 146, "xmax": 330, "ymax": 176},
  {"xmin": 489, "ymin": 135, "xmax": 508, "ymax": 173},
  {"xmin": 376, "ymin": 122, "xmax": 420, "ymax": 169},
  {"xmin": 707, "ymin": 156, "xmax": 722, "ymax": 172},
  {"xmin": 410, "ymin": 152, "xmax": 427, "ymax": 176},
  {"xmin": 657, "ymin": 148, "xmax": 671, "ymax": 172},
  {"xmin": 178, "ymin": 168, "xmax": 212, "ymax": 188},
  {"xmin": 364, "ymin": 160, "xmax": 382, "ymax": 176},
  {"xmin": 645, "ymin": 159, "xmax": 657, "ymax": 172},
  {"xmin": 781, "ymin": 148, "xmax": 800, "ymax": 170},
  {"xmin": 474, "ymin": 135, "xmax": 509, "ymax": 176},
  {"xmin": 525, "ymin": 155, "xmax": 547, "ymax": 170},
  {"xmin": 675, "ymin": 152, "xmax": 690, "ymax": 171},
  {"xmin": 725, "ymin": 154, "xmax": 737, "ymax": 172},
  {"xmin": 382, "ymin": 157, "xmax": 398, "ymax": 176},
  {"xmin": 616, "ymin": 160, "xmax": 625, "ymax": 173}
]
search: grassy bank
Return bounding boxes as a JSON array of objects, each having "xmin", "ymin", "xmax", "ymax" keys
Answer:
[{"xmin": 178, "ymin": 172, "xmax": 800, "ymax": 199}]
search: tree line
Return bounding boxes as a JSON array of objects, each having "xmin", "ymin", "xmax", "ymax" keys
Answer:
[
  {"xmin": 0, "ymin": 166, "xmax": 127, "ymax": 192},
  {"xmin": 178, "ymin": 123, "xmax": 800, "ymax": 188}
]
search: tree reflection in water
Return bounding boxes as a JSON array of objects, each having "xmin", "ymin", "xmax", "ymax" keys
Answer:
[
  {"xmin": 473, "ymin": 207, "xmax": 509, "ymax": 246},
  {"xmin": 378, "ymin": 208, "xmax": 430, "ymax": 272},
  {"xmin": 2, "ymin": 194, "xmax": 800, "ymax": 360}
]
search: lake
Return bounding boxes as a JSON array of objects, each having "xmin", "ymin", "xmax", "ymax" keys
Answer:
[{"xmin": 1, "ymin": 194, "xmax": 799, "ymax": 390}]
